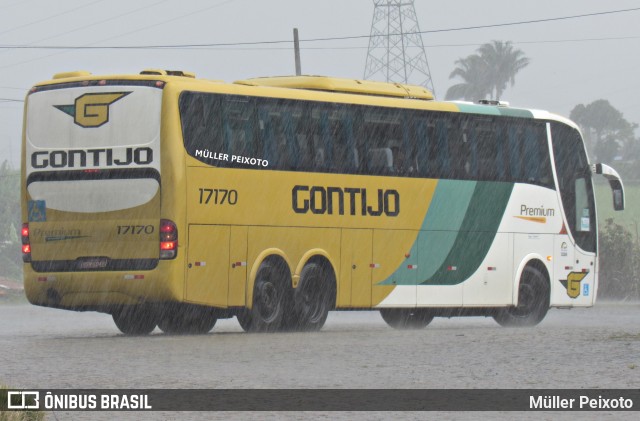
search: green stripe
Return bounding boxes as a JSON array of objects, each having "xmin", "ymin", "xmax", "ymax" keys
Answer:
[
  {"xmin": 498, "ymin": 108, "xmax": 534, "ymax": 118},
  {"xmin": 454, "ymin": 103, "xmax": 534, "ymax": 119},
  {"xmin": 379, "ymin": 180, "xmax": 476, "ymax": 286},
  {"xmin": 421, "ymin": 182, "xmax": 514, "ymax": 285},
  {"xmin": 416, "ymin": 180, "xmax": 476, "ymax": 282},
  {"xmin": 378, "ymin": 180, "xmax": 514, "ymax": 287}
]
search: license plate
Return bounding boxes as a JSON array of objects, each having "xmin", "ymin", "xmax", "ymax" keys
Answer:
[{"xmin": 76, "ymin": 257, "xmax": 109, "ymax": 270}]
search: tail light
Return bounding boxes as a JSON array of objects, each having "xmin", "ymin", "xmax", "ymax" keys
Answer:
[
  {"xmin": 159, "ymin": 219, "xmax": 177, "ymax": 260},
  {"xmin": 22, "ymin": 223, "xmax": 31, "ymax": 262}
]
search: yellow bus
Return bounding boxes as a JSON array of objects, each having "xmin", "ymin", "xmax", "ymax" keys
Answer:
[{"xmin": 21, "ymin": 70, "xmax": 625, "ymax": 334}]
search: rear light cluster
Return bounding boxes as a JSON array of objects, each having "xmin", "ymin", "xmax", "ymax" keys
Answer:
[
  {"xmin": 22, "ymin": 223, "xmax": 31, "ymax": 262},
  {"xmin": 159, "ymin": 219, "xmax": 178, "ymax": 260}
]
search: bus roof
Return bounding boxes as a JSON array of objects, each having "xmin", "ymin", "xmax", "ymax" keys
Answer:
[
  {"xmin": 235, "ymin": 75, "xmax": 434, "ymax": 100},
  {"xmin": 34, "ymin": 69, "xmax": 577, "ymax": 129}
]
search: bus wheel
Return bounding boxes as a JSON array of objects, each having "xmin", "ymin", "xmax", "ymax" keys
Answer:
[
  {"xmin": 112, "ymin": 305, "xmax": 157, "ymax": 335},
  {"xmin": 494, "ymin": 265, "xmax": 550, "ymax": 327},
  {"xmin": 158, "ymin": 306, "xmax": 217, "ymax": 335},
  {"xmin": 380, "ymin": 308, "xmax": 434, "ymax": 329},
  {"xmin": 237, "ymin": 261, "xmax": 286, "ymax": 332},
  {"xmin": 293, "ymin": 263, "xmax": 333, "ymax": 331}
]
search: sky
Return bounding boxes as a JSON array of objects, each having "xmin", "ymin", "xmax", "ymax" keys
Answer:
[{"xmin": 1, "ymin": 0, "xmax": 640, "ymax": 167}]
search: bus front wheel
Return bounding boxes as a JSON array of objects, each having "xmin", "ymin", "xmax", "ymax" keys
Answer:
[
  {"xmin": 237, "ymin": 261, "xmax": 287, "ymax": 332},
  {"xmin": 380, "ymin": 308, "xmax": 434, "ymax": 329},
  {"xmin": 494, "ymin": 265, "xmax": 550, "ymax": 327},
  {"xmin": 112, "ymin": 305, "xmax": 157, "ymax": 335}
]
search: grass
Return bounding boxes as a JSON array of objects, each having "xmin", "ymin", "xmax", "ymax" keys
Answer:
[{"xmin": 607, "ymin": 332, "xmax": 640, "ymax": 341}]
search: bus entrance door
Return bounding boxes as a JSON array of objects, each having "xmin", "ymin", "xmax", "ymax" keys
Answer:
[{"xmin": 186, "ymin": 225, "xmax": 230, "ymax": 307}]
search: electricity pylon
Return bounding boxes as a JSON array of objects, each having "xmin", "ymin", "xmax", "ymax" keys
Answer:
[{"xmin": 363, "ymin": 0, "xmax": 436, "ymax": 96}]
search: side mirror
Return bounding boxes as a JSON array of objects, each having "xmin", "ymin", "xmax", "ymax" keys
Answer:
[{"xmin": 593, "ymin": 163, "xmax": 625, "ymax": 211}]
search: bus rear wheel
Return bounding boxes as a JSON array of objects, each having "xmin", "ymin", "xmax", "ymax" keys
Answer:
[
  {"xmin": 237, "ymin": 261, "xmax": 287, "ymax": 332},
  {"xmin": 380, "ymin": 308, "xmax": 434, "ymax": 329},
  {"xmin": 494, "ymin": 265, "xmax": 550, "ymax": 327},
  {"xmin": 291, "ymin": 262, "xmax": 333, "ymax": 331},
  {"xmin": 112, "ymin": 305, "xmax": 157, "ymax": 335}
]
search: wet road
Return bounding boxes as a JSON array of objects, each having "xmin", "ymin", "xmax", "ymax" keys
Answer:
[{"xmin": 1, "ymin": 302, "xmax": 639, "ymax": 420}]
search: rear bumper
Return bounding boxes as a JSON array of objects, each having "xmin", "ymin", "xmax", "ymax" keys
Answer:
[{"xmin": 23, "ymin": 261, "xmax": 180, "ymax": 311}]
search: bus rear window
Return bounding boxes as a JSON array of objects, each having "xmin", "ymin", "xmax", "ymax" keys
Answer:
[{"xmin": 26, "ymin": 169, "xmax": 160, "ymax": 213}]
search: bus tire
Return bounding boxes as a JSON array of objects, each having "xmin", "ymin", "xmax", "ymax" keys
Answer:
[
  {"xmin": 292, "ymin": 262, "xmax": 333, "ymax": 331},
  {"xmin": 112, "ymin": 305, "xmax": 157, "ymax": 335},
  {"xmin": 158, "ymin": 306, "xmax": 217, "ymax": 335},
  {"xmin": 237, "ymin": 261, "xmax": 287, "ymax": 332},
  {"xmin": 380, "ymin": 308, "xmax": 434, "ymax": 329},
  {"xmin": 494, "ymin": 265, "xmax": 550, "ymax": 327}
]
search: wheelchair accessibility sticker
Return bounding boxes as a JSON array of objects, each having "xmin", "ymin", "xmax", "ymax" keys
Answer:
[{"xmin": 28, "ymin": 200, "xmax": 46, "ymax": 222}]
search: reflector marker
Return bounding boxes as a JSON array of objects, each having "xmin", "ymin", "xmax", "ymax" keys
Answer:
[
  {"xmin": 407, "ymin": 264, "xmax": 418, "ymax": 270},
  {"xmin": 194, "ymin": 261, "xmax": 206, "ymax": 267},
  {"xmin": 123, "ymin": 274, "xmax": 144, "ymax": 280},
  {"xmin": 370, "ymin": 263, "xmax": 380, "ymax": 269},
  {"xmin": 37, "ymin": 276, "xmax": 56, "ymax": 282},
  {"xmin": 582, "ymin": 268, "xmax": 589, "ymax": 273},
  {"xmin": 487, "ymin": 267, "xmax": 497, "ymax": 271},
  {"xmin": 447, "ymin": 266, "xmax": 457, "ymax": 271},
  {"xmin": 559, "ymin": 223, "xmax": 568, "ymax": 235},
  {"xmin": 235, "ymin": 261, "xmax": 247, "ymax": 267},
  {"xmin": 565, "ymin": 266, "xmax": 574, "ymax": 270}
]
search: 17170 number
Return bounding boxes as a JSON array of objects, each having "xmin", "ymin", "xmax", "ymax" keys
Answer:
[
  {"xmin": 117, "ymin": 225, "xmax": 155, "ymax": 235},
  {"xmin": 198, "ymin": 188, "xmax": 238, "ymax": 205}
]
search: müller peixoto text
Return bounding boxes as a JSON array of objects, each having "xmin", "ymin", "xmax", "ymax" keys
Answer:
[{"xmin": 530, "ymin": 394, "xmax": 634, "ymax": 410}]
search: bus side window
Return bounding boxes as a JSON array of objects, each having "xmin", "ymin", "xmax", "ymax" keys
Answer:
[
  {"xmin": 415, "ymin": 118, "xmax": 429, "ymax": 177},
  {"xmin": 179, "ymin": 93, "xmax": 223, "ymax": 163},
  {"xmin": 449, "ymin": 116, "xmax": 472, "ymax": 180},
  {"xmin": 464, "ymin": 118, "xmax": 479, "ymax": 178},
  {"xmin": 476, "ymin": 119, "xmax": 498, "ymax": 181},
  {"xmin": 282, "ymin": 109, "xmax": 300, "ymax": 171},
  {"xmin": 343, "ymin": 111, "xmax": 359, "ymax": 173},
  {"xmin": 523, "ymin": 123, "xmax": 554, "ymax": 188},
  {"xmin": 222, "ymin": 96, "xmax": 255, "ymax": 168},
  {"xmin": 368, "ymin": 148, "xmax": 394, "ymax": 174},
  {"xmin": 507, "ymin": 123, "xmax": 522, "ymax": 181}
]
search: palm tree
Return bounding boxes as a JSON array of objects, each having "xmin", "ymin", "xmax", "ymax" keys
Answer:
[
  {"xmin": 444, "ymin": 54, "xmax": 491, "ymax": 101},
  {"xmin": 445, "ymin": 41, "xmax": 530, "ymax": 101},
  {"xmin": 478, "ymin": 41, "xmax": 530, "ymax": 100}
]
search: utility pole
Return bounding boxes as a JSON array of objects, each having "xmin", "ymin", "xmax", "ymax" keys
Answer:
[
  {"xmin": 293, "ymin": 28, "xmax": 302, "ymax": 76},
  {"xmin": 364, "ymin": 0, "xmax": 435, "ymax": 96}
]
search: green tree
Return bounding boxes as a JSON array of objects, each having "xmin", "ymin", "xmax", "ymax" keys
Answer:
[
  {"xmin": 570, "ymin": 99, "xmax": 638, "ymax": 163},
  {"xmin": 445, "ymin": 40, "xmax": 530, "ymax": 101},
  {"xmin": 0, "ymin": 160, "xmax": 21, "ymax": 281},
  {"xmin": 598, "ymin": 219, "xmax": 640, "ymax": 300}
]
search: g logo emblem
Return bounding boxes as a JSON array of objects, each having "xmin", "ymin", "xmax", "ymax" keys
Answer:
[
  {"xmin": 55, "ymin": 92, "xmax": 131, "ymax": 128},
  {"xmin": 560, "ymin": 272, "xmax": 588, "ymax": 299}
]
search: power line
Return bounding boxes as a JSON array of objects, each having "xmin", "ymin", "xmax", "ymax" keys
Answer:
[
  {"xmin": 0, "ymin": 0, "xmax": 239, "ymax": 70},
  {"xmin": 0, "ymin": 6, "xmax": 638, "ymax": 50},
  {"xmin": 0, "ymin": 0, "xmax": 107, "ymax": 37}
]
